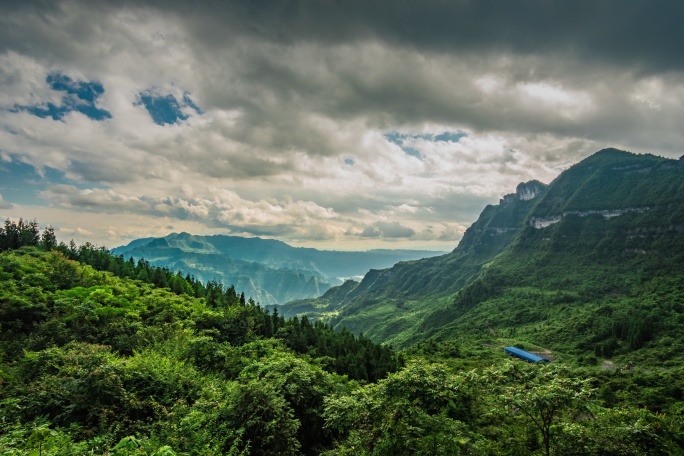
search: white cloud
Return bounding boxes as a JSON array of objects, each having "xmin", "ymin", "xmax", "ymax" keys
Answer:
[
  {"xmin": 517, "ymin": 81, "xmax": 594, "ymax": 118},
  {"xmin": 0, "ymin": 193, "xmax": 12, "ymax": 209}
]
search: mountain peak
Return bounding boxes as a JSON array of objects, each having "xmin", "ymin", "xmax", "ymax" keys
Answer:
[
  {"xmin": 516, "ymin": 180, "xmax": 547, "ymax": 201},
  {"xmin": 169, "ymin": 232, "xmax": 193, "ymax": 239},
  {"xmin": 579, "ymin": 147, "xmax": 633, "ymax": 164},
  {"xmin": 307, "ymin": 148, "xmax": 684, "ymax": 348},
  {"xmin": 593, "ymin": 147, "xmax": 629, "ymax": 156}
]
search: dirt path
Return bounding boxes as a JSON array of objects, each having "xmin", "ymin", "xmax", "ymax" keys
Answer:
[{"xmin": 602, "ymin": 359, "xmax": 616, "ymax": 370}]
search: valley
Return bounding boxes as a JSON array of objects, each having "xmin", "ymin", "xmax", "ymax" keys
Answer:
[{"xmin": 112, "ymin": 232, "xmax": 445, "ymax": 306}]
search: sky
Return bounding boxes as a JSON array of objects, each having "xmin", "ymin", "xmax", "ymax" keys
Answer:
[{"xmin": 1, "ymin": 0, "xmax": 683, "ymax": 251}]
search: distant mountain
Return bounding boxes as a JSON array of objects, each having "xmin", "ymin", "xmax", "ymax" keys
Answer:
[
  {"xmin": 286, "ymin": 149, "xmax": 684, "ymax": 365},
  {"xmin": 112, "ymin": 233, "xmax": 445, "ymax": 305}
]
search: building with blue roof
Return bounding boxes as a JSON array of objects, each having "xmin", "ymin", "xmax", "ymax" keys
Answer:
[{"xmin": 504, "ymin": 346, "xmax": 550, "ymax": 363}]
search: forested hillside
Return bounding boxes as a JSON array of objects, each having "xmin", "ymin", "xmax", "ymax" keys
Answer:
[{"xmin": 2, "ymin": 220, "xmax": 683, "ymax": 454}]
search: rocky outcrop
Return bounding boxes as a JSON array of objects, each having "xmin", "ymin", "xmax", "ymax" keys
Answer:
[
  {"xmin": 530, "ymin": 208, "xmax": 650, "ymax": 229},
  {"xmin": 499, "ymin": 180, "xmax": 547, "ymax": 204},
  {"xmin": 516, "ymin": 180, "xmax": 546, "ymax": 201},
  {"xmin": 530, "ymin": 216, "xmax": 562, "ymax": 229},
  {"xmin": 500, "ymin": 194, "xmax": 516, "ymax": 204}
]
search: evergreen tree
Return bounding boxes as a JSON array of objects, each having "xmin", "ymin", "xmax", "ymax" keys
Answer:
[{"xmin": 40, "ymin": 226, "xmax": 57, "ymax": 251}]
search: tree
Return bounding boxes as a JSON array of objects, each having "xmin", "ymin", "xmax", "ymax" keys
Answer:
[
  {"xmin": 0, "ymin": 218, "xmax": 40, "ymax": 250},
  {"xmin": 40, "ymin": 226, "xmax": 57, "ymax": 251},
  {"xmin": 228, "ymin": 380, "xmax": 301, "ymax": 455},
  {"xmin": 490, "ymin": 363, "xmax": 595, "ymax": 456},
  {"xmin": 554, "ymin": 405, "xmax": 683, "ymax": 455},
  {"xmin": 272, "ymin": 306, "xmax": 281, "ymax": 333},
  {"xmin": 324, "ymin": 360, "xmax": 477, "ymax": 455},
  {"xmin": 239, "ymin": 350, "xmax": 337, "ymax": 455}
]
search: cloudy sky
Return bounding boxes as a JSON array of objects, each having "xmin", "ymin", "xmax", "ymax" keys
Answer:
[{"xmin": 1, "ymin": 0, "xmax": 683, "ymax": 250}]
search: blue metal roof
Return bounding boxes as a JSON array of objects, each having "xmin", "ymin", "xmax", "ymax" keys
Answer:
[{"xmin": 504, "ymin": 346, "xmax": 549, "ymax": 363}]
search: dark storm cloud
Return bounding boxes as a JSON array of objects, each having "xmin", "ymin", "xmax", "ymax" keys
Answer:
[
  {"xmin": 5, "ymin": 0, "xmax": 678, "ymax": 72},
  {"xmin": 79, "ymin": 0, "xmax": 684, "ymax": 74},
  {"xmin": 2, "ymin": 0, "xmax": 682, "ymax": 149}
]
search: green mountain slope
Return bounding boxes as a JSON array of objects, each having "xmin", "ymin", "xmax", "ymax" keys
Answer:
[
  {"xmin": 289, "ymin": 149, "xmax": 684, "ymax": 365},
  {"xmin": 280, "ymin": 180, "xmax": 549, "ymax": 342},
  {"xmin": 112, "ymin": 232, "xmax": 444, "ymax": 305},
  {"xmin": 418, "ymin": 149, "xmax": 684, "ymax": 363}
]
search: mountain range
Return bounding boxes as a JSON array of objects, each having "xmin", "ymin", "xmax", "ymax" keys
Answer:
[
  {"xmin": 112, "ymin": 233, "xmax": 444, "ymax": 305},
  {"xmin": 281, "ymin": 149, "xmax": 684, "ymax": 364}
]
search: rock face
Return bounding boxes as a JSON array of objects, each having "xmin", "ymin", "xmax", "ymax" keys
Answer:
[
  {"xmin": 530, "ymin": 216, "xmax": 562, "ymax": 229},
  {"xmin": 516, "ymin": 180, "xmax": 546, "ymax": 201},
  {"xmin": 530, "ymin": 208, "xmax": 651, "ymax": 229}
]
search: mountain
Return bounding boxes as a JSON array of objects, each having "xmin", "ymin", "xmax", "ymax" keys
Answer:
[
  {"xmin": 280, "ymin": 179, "xmax": 550, "ymax": 337},
  {"xmin": 112, "ymin": 233, "xmax": 445, "ymax": 305},
  {"xmin": 288, "ymin": 149, "xmax": 684, "ymax": 364}
]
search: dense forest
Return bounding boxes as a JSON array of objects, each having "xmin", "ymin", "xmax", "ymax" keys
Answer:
[{"xmin": 1, "ymin": 218, "xmax": 683, "ymax": 455}]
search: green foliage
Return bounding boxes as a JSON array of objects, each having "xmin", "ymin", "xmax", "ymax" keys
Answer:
[
  {"xmin": 238, "ymin": 350, "xmax": 340, "ymax": 455},
  {"xmin": 486, "ymin": 363, "xmax": 596, "ymax": 456},
  {"xmin": 554, "ymin": 406, "xmax": 683, "ymax": 455},
  {"xmin": 324, "ymin": 360, "xmax": 479, "ymax": 455},
  {"xmin": 0, "ymin": 238, "xmax": 401, "ymax": 455},
  {"xmin": 0, "ymin": 218, "xmax": 40, "ymax": 251}
]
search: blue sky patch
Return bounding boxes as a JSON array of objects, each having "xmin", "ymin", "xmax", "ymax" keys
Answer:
[
  {"xmin": 384, "ymin": 131, "xmax": 408, "ymax": 145},
  {"xmin": 135, "ymin": 90, "xmax": 202, "ymax": 125},
  {"xmin": 0, "ymin": 158, "xmax": 104, "ymax": 206},
  {"xmin": 182, "ymin": 93, "xmax": 203, "ymax": 115},
  {"xmin": 402, "ymin": 147, "xmax": 422, "ymax": 159},
  {"xmin": 12, "ymin": 72, "xmax": 111, "ymax": 121},
  {"xmin": 385, "ymin": 131, "xmax": 467, "ymax": 144},
  {"xmin": 47, "ymin": 73, "xmax": 104, "ymax": 103},
  {"xmin": 434, "ymin": 131, "xmax": 467, "ymax": 143},
  {"xmin": 385, "ymin": 130, "xmax": 466, "ymax": 159}
]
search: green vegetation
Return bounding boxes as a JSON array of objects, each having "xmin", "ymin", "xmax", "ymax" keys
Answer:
[
  {"xmin": 2, "ymin": 149, "xmax": 684, "ymax": 454},
  {"xmin": 1, "ymin": 217, "xmax": 683, "ymax": 455},
  {"xmin": 0, "ymin": 220, "xmax": 400, "ymax": 455}
]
